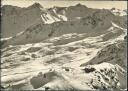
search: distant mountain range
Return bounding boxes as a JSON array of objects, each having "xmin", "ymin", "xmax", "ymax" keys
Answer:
[{"xmin": 1, "ymin": 3, "xmax": 127, "ymax": 38}]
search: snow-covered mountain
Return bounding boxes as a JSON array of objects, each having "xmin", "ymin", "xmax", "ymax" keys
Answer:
[
  {"xmin": 1, "ymin": 4, "xmax": 127, "ymax": 47},
  {"xmin": 110, "ymin": 8, "xmax": 127, "ymax": 16},
  {"xmin": 1, "ymin": 3, "xmax": 127, "ymax": 90},
  {"xmin": 1, "ymin": 3, "xmax": 127, "ymax": 38}
]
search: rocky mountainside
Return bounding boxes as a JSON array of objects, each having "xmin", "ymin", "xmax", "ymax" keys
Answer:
[
  {"xmin": 1, "ymin": 3, "xmax": 127, "ymax": 90},
  {"xmin": 81, "ymin": 39, "xmax": 127, "ymax": 69},
  {"xmin": 1, "ymin": 3, "xmax": 43, "ymax": 38},
  {"xmin": 1, "ymin": 3, "xmax": 127, "ymax": 38}
]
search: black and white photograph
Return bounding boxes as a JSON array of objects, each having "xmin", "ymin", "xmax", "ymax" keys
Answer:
[{"xmin": 0, "ymin": 0, "xmax": 127, "ymax": 90}]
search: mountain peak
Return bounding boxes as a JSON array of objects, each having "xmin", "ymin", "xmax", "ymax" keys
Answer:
[
  {"xmin": 29, "ymin": 2, "xmax": 43, "ymax": 8},
  {"xmin": 75, "ymin": 3, "xmax": 87, "ymax": 8}
]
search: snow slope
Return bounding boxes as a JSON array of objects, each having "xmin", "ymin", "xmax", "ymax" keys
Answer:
[
  {"xmin": 1, "ymin": 31, "xmax": 126, "ymax": 90},
  {"xmin": 1, "ymin": 3, "xmax": 127, "ymax": 90}
]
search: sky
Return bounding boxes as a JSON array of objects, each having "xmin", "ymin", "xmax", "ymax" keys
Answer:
[{"xmin": 2, "ymin": 0, "xmax": 127, "ymax": 10}]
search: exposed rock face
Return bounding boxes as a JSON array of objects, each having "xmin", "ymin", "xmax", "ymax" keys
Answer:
[
  {"xmin": 81, "ymin": 40, "xmax": 127, "ymax": 70},
  {"xmin": 1, "ymin": 3, "xmax": 126, "ymax": 38},
  {"xmin": 1, "ymin": 4, "xmax": 43, "ymax": 38}
]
